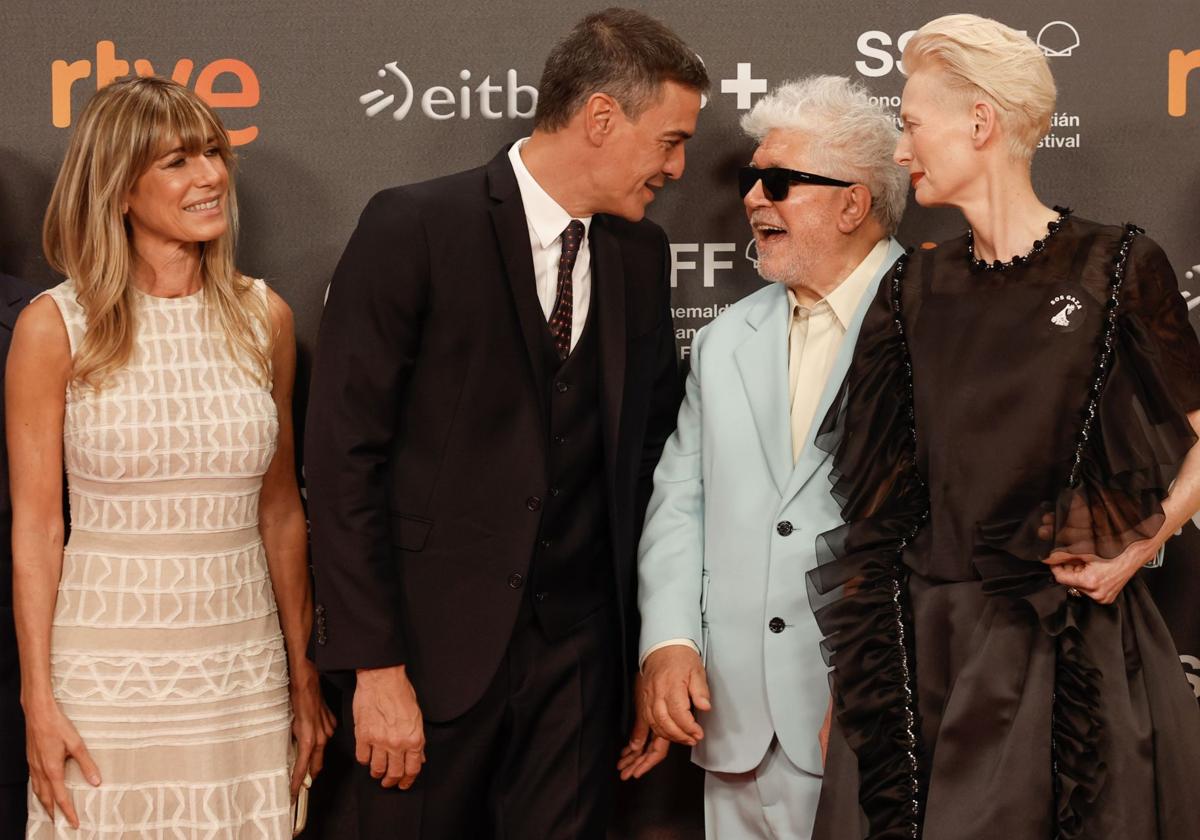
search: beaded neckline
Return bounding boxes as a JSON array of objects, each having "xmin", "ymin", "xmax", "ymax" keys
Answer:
[{"xmin": 966, "ymin": 205, "xmax": 1072, "ymax": 272}]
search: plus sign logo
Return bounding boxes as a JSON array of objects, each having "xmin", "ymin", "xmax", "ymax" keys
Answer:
[{"xmin": 721, "ymin": 62, "xmax": 768, "ymax": 110}]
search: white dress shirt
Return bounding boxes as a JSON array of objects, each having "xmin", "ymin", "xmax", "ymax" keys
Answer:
[
  {"xmin": 641, "ymin": 238, "xmax": 891, "ymax": 668},
  {"xmin": 508, "ymin": 138, "xmax": 592, "ymax": 350}
]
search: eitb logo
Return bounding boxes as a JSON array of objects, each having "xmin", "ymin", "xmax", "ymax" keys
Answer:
[{"xmin": 360, "ymin": 63, "xmax": 537, "ymax": 122}]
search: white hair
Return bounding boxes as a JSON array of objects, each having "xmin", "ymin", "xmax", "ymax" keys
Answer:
[{"xmin": 741, "ymin": 75, "xmax": 907, "ymax": 235}]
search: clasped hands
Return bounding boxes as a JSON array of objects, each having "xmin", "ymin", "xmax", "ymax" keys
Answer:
[
  {"xmin": 1039, "ymin": 499, "xmax": 1162, "ymax": 605},
  {"xmin": 617, "ymin": 644, "xmax": 710, "ymax": 780}
]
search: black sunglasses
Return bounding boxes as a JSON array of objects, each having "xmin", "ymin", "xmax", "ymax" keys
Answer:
[{"xmin": 737, "ymin": 166, "xmax": 856, "ymax": 201}]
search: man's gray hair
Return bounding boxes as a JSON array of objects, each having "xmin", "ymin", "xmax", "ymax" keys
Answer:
[{"xmin": 741, "ymin": 76, "xmax": 907, "ymax": 235}]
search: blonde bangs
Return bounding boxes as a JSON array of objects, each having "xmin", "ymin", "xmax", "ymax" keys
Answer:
[{"xmin": 42, "ymin": 76, "xmax": 270, "ymax": 391}]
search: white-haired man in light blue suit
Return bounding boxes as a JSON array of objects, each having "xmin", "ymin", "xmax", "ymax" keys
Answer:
[{"xmin": 618, "ymin": 76, "xmax": 909, "ymax": 839}]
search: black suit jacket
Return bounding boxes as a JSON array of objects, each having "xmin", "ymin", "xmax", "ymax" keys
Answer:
[
  {"xmin": 305, "ymin": 148, "xmax": 681, "ymax": 721},
  {"xmin": 1, "ymin": 274, "xmax": 36, "ymax": 784}
]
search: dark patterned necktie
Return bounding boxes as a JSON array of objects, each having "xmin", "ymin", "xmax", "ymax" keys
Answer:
[{"xmin": 549, "ymin": 219, "xmax": 585, "ymax": 360}]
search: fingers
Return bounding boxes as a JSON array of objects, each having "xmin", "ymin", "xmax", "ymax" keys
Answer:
[
  {"xmin": 651, "ymin": 694, "xmax": 698, "ymax": 745},
  {"xmin": 70, "ymin": 740, "xmax": 102, "ymax": 788},
  {"xmin": 290, "ymin": 737, "xmax": 314, "ymax": 798},
  {"xmin": 30, "ymin": 770, "xmax": 55, "ymax": 823},
  {"xmin": 399, "ymin": 748, "xmax": 423, "ymax": 790},
  {"xmin": 369, "ymin": 744, "xmax": 388, "ymax": 779},
  {"xmin": 625, "ymin": 736, "xmax": 670, "ymax": 780},
  {"xmin": 688, "ymin": 667, "xmax": 712, "ymax": 713},
  {"xmin": 48, "ymin": 763, "xmax": 79, "ymax": 830}
]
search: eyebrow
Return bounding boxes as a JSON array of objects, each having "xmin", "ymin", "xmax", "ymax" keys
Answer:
[
  {"xmin": 158, "ymin": 139, "xmax": 219, "ymax": 159},
  {"xmin": 662, "ymin": 129, "xmax": 693, "ymax": 141}
]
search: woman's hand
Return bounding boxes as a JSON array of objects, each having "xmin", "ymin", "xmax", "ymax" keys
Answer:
[
  {"xmin": 25, "ymin": 697, "xmax": 101, "ymax": 829},
  {"xmin": 1044, "ymin": 538, "xmax": 1159, "ymax": 605},
  {"xmin": 289, "ymin": 657, "xmax": 336, "ymax": 799}
]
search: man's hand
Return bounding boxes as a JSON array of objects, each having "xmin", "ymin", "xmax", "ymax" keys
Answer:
[
  {"xmin": 618, "ymin": 674, "xmax": 671, "ymax": 780},
  {"xmin": 353, "ymin": 665, "xmax": 426, "ymax": 789},
  {"xmin": 637, "ymin": 644, "xmax": 710, "ymax": 747}
]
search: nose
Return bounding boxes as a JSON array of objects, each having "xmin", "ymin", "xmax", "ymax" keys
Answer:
[
  {"xmin": 894, "ymin": 134, "xmax": 912, "ymax": 168},
  {"xmin": 193, "ymin": 153, "xmax": 222, "ymax": 186},
  {"xmin": 743, "ymin": 178, "xmax": 771, "ymax": 212},
  {"xmin": 664, "ymin": 144, "xmax": 686, "ymax": 180}
]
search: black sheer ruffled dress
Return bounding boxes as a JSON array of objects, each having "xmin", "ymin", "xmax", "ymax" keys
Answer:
[{"xmin": 809, "ymin": 210, "xmax": 1200, "ymax": 840}]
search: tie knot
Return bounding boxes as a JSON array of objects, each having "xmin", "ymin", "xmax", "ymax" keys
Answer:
[{"xmin": 561, "ymin": 219, "xmax": 585, "ymax": 262}]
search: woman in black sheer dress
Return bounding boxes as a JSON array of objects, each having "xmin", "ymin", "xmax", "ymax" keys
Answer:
[{"xmin": 810, "ymin": 14, "xmax": 1200, "ymax": 840}]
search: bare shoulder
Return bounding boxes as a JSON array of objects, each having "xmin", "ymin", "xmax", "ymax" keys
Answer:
[
  {"xmin": 13, "ymin": 295, "xmax": 70, "ymax": 354},
  {"xmin": 262, "ymin": 284, "xmax": 294, "ymax": 337},
  {"xmin": 9, "ymin": 295, "xmax": 72, "ymax": 388}
]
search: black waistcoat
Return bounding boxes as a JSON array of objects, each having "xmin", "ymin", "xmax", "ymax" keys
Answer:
[{"xmin": 530, "ymin": 304, "xmax": 612, "ymax": 638}]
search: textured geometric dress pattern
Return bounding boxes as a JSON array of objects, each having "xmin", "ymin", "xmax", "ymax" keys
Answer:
[{"xmin": 27, "ymin": 280, "xmax": 291, "ymax": 839}]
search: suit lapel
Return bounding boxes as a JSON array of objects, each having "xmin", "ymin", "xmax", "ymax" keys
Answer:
[
  {"xmin": 734, "ymin": 284, "xmax": 791, "ymax": 496},
  {"xmin": 486, "ymin": 151, "xmax": 548, "ymax": 413},
  {"xmin": 781, "ymin": 237, "xmax": 905, "ymax": 503},
  {"xmin": 590, "ymin": 218, "xmax": 626, "ymax": 486}
]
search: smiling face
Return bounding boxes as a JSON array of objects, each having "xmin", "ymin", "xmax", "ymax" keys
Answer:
[
  {"xmin": 124, "ymin": 137, "xmax": 229, "ymax": 253},
  {"xmin": 743, "ymin": 129, "xmax": 852, "ymax": 288},
  {"xmin": 894, "ymin": 69, "xmax": 978, "ymax": 208},
  {"xmin": 591, "ymin": 80, "xmax": 701, "ymax": 221}
]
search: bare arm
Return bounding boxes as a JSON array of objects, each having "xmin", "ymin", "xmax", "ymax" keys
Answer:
[
  {"xmin": 257, "ymin": 288, "xmax": 334, "ymax": 796},
  {"xmin": 9, "ymin": 296, "xmax": 100, "ymax": 827}
]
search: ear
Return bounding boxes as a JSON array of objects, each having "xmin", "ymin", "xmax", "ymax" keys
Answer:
[
  {"xmin": 583, "ymin": 92, "xmax": 619, "ymax": 147},
  {"xmin": 970, "ymin": 99, "xmax": 997, "ymax": 150},
  {"xmin": 836, "ymin": 183, "xmax": 873, "ymax": 234}
]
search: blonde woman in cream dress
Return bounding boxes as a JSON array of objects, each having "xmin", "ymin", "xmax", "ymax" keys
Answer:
[{"xmin": 10, "ymin": 77, "xmax": 333, "ymax": 838}]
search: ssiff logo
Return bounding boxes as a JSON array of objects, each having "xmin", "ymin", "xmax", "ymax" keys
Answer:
[
  {"xmin": 856, "ymin": 21, "xmax": 1079, "ymax": 77},
  {"xmin": 52, "ymin": 40, "xmax": 260, "ymax": 145}
]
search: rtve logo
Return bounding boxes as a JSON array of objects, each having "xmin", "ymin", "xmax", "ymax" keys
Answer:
[
  {"xmin": 51, "ymin": 40, "xmax": 260, "ymax": 145},
  {"xmin": 361, "ymin": 63, "xmax": 537, "ymax": 121},
  {"xmin": 1169, "ymin": 49, "xmax": 1200, "ymax": 116}
]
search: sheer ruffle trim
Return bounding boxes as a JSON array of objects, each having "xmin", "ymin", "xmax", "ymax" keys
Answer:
[{"xmin": 808, "ymin": 253, "xmax": 930, "ymax": 837}]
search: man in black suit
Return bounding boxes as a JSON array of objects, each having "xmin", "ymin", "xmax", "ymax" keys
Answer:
[
  {"xmin": 305, "ymin": 8, "xmax": 707, "ymax": 838},
  {"xmin": 1, "ymin": 272, "xmax": 36, "ymax": 836}
]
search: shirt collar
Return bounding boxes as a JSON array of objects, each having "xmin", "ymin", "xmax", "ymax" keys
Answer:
[
  {"xmin": 786, "ymin": 238, "xmax": 891, "ymax": 328},
  {"xmin": 508, "ymin": 138, "xmax": 593, "ymax": 249}
]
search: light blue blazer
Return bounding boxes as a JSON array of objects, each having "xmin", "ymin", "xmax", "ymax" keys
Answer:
[{"xmin": 637, "ymin": 238, "xmax": 904, "ymax": 775}]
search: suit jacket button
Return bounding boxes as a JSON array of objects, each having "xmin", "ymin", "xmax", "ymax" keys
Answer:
[
  {"xmin": 769, "ymin": 617, "xmax": 786, "ymax": 634},
  {"xmin": 535, "ymin": 591, "xmax": 548, "ymax": 603},
  {"xmin": 776, "ymin": 521, "xmax": 794, "ymax": 536},
  {"xmin": 555, "ymin": 381, "xmax": 570, "ymax": 393},
  {"xmin": 508, "ymin": 573, "xmax": 524, "ymax": 589},
  {"xmin": 526, "ymin": 496, "xmax": 542, "ymax": 511}
]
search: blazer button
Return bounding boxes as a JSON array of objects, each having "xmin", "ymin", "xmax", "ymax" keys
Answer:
[
  {"xmin": 555, "ymin": 381, "xmax": 570, "ymax": 393},
  {"xmin": 539, "ymin": 539, "xmax": 552, "ymax": 549},
  {"xmin": 769, "ymin": 617, "xmax": 786, "ymax": 634},
  {"xmin": 535, "ymin": 591, "xmax": 548, "ymax": 603},
  {"xmin": 776, "ymin": 521, "xmax": 794, "ymax": 536},
  {"xmin": 526, "ymin": 496, "xmax": 542, "ymax": 511},
  {"xmin": 548, "ymin": 487, "xmax": 561, "ymax": 497},
  {"xmin": 508, "ymin": 573, "xmax": 524, "ymax": 589},
  {"xmin": 554, "ymin": 434, "xmax": 567, "ymax": 445}
]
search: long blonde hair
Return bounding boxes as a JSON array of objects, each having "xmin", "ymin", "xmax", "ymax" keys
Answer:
[{"xmin": 43, "ymin": 76, "xmax": 271, "ymax": 389}]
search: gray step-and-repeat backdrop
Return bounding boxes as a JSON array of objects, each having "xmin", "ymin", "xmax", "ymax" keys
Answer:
[{"xmin": 3, "ymin": 1, "xmax": 1199, "ymax": 836}]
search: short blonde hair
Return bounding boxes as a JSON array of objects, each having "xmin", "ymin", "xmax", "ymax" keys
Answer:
[
  {"xmin": 43, "ymin": 76, "xmax": 270, "ymax": 389},
  {"xmin": 902, "ymin": 14, "xmax": 1055, "ymax": 161}
]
